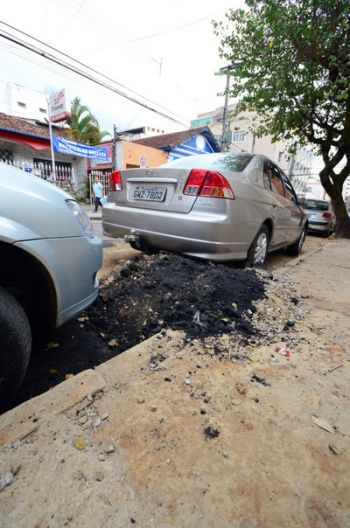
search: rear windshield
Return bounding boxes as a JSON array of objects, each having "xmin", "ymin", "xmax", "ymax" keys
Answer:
[
  {"xmin": 302, "ymin": 200, "xmax": 329, "ymax": 211},
  {"xmin": 162, "ymin": 153, "xmax": 253, "ymax": 173}
]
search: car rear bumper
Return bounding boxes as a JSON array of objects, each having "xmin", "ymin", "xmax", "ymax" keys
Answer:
[
  {"xmin": 307, "ymin": 221, "xmax": 332, "ymax": 232},
  {"xmin": 102, "ymin": 204, "xmax": 251, "ymax": 261}
]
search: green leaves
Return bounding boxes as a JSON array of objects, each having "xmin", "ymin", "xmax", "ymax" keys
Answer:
[
  {"xmin": 213, "ymin": 0, "xmax": 350, "ymax": 150},
  {"xmin": 213, "ymin": 0, "xmax": 350, "ymax": 234},
  {"xmin": 68, "ymin": 97, "xmax": 111, "ymax": 145}
]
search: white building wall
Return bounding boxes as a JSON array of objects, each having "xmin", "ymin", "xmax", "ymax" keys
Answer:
[
  {"xmin": 0, "ymin": 81, "xmax": 48, "ymax": 121},
  {"xmin": 0, "ymin": 81, "xmax": 8, "ymax": 115},
  {"xmin": 343, "ymin": 176, "xmax": 350, "ymax": 197}
]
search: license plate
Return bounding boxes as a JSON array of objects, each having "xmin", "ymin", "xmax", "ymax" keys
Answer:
[{"xmin": 133, "ymin": 186, "xmax": 167, "ymax": 202}]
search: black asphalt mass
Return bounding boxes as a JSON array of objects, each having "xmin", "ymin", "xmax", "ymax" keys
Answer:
[{"xmin": 86, "ymin": 253, "xmax": 268, "ymax": 351}]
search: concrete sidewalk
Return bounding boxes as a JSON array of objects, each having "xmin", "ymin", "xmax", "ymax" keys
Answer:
[
  {"xmin": 0, "ymin": 239, "xmax": 349, "ymax": 527},
  {"xmin": 82, "ymin": 203, "xmax": 102, "ymax": 221}
]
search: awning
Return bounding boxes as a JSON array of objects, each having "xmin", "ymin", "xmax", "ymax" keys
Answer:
[{"xmin": 0, "ymin": 129, "xmax": 50, "ymax": 151}]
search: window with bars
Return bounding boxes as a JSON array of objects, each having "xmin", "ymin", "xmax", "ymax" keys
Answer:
[
  {"xmin": 231, "ymin": 131, "xmax": 245, "ymax": 143},
  {"xmin": 33, "ymin": 158, "xmax": 72, "ymax": 181},
  {"xmin": 0, "ymin": 148, "xmax": 14, "ymax": 164}
]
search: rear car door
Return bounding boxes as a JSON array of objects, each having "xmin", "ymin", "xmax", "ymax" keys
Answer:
[
  {"xmin": 279, "ymin": 170, "xmax": 304, "ymax": 241},
  {"xmin": 263, "ymin": 161, "xmax": 292, "ymax": 245}
]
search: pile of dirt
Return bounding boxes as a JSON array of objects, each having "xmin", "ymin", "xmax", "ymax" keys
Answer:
[{"xmin": 85, "ymin": 253, "xmax": 305, "ymax": 358}]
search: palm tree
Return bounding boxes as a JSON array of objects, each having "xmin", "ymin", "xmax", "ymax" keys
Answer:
[{"xmin": 68, "ymin": 97, "xmax": 110, "ymax": 144}]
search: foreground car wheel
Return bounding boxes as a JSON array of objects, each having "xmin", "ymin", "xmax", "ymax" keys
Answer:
[
  {"xmin": 286, "ymin": 226, "xmax": 307, "ymax": 256},
  {"xmin": 0, "ymin": 286, "xmax": 32, "ymax": 403},
  {"xmin": 246, "ymin": 226, "xmax": 269, "ymax": 268}
]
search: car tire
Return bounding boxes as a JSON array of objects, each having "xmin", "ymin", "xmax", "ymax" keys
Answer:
[
  {"xmin": 245, "ymin": 226, "xmax": 269, "ymax": 268},
  {"xmin": 0, "ymin": 286, "xmax": 32, "ymax": 403},
  {"xmin": 286, "ymin": 225, "xmax": 307, "ymax": 255},
  {"xmin": 322, "ymin": 226, "xmax": 331, "ymax": 237}
]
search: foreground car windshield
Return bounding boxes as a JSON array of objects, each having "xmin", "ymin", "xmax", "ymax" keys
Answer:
[
  {"xmin": 162, "ymin": 153, "xmax": 254, "ymax": 172},
  {"xmin": 302, "ymin": 200, "xmax": 329, "ymax": 211}
]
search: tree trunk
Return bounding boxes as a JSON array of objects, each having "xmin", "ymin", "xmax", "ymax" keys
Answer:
[
  {"xmin": 330, "ymin": 189, "xmax": 350, "ymax": 238},
  {"xmin": 319, "ymin": 159, "xmax": 350, "ymax": 239}
]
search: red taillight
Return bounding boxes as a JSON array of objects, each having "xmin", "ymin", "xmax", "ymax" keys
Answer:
[
  {"xmin": 183, "ymin": 169, "xmax": 234, "ymax": 200},
  {"xmin": 183, "ymin": 169, "xmax": 205, "ymax": 196},
  {"xmin": 109, "ymin": 170, "xmax": 122, "ymax": 191},
  {"xmin": 322, "ymin": 212, "xmax": 332, "ymax": 218}
]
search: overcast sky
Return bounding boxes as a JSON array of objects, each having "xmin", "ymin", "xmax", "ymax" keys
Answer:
[{"xmin": 0, "ymin": 0, "xmax": 244, "ymax": 133}]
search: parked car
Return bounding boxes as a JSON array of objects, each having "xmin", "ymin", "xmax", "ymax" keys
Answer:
[
  {"xmin": 299, "ymin": 198, "xmax": 336, "ymax": 236},
  {"xmin": 102, "ymin": 153, "xmax": 308, "ymax": 266},
  {"xmin": 0, "ymin": 163, "xmax": 103, "ymax": 400}
]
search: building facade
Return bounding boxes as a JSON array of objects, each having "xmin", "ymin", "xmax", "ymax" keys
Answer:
[
  {"xmin": 134, "ymin": 126, "xmax": 220, "ymax": 161},
  {"xmin": 0, "ymin": 112, "xmax": 86, "ymax": 195},
  {"xmin": 0, "ymin": 82, "xmax": 49, "ymax": 121}
]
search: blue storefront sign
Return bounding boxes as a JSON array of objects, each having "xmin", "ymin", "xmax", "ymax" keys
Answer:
[{"xmin": 53, "ymin": 135, "xmax": 109, "ymax": 161}]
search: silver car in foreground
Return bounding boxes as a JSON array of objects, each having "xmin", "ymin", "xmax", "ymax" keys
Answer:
[
  {"xmin": 103, "ymin": 153, "xmax": 307, "ymax": 265},
  {"xmin": 0, "ymin": 163, "xmax": 103, "ymax": 400}
]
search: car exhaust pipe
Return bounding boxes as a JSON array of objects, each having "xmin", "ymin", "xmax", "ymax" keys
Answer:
[{"xmin": 124, "ymin": 229, "xmax": 140, "ymax": 244}]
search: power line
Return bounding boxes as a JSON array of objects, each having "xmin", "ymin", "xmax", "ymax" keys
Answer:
[
  {"xmin": 0, "ymin": 21, "xmax": 188, "ymax": 126},
  {"xmin": 60, "ymin": 0, "xmax": 87, "ymax": 32},
  {"xmin": 53, "ymin": 0, "xmax": 162, "ymax": 68},
  {"xmin": 0, "ymin": 19, "xmax": 186, "ymax": 123},
  {"xmin": 127, "ymin": 8, "xmax": 230, "ymax": 43}
]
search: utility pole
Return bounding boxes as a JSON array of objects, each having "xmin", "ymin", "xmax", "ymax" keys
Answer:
[
  {"xmin": 47, "ymin": 95, "xmax": 56, "ymax": 180},
  {"xmin": 113, "ymin": 124, "xmax": 118, "ymax": 170},
  {"xmin": 220, "ymin": 67, "xmax": 232, "ymax": 152},
  {"xmin": 251, "ymin": 130, "xmax": 256, "ymax": 153},
  {"xmin": 288, "ymin": 156, "xmax": 296, "ymax": 180},
  {"xmin": 220, "ymin": 63, "xmax": 243, "ymax": 151},
  {"xmin": 288, "ymin": 142, "xmax": 297, "ymax": 180}
]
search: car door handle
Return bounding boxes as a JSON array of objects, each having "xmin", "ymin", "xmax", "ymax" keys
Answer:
[{"xmin": 272, "ymin": 204, "xmax": 277, "ymax": 208}]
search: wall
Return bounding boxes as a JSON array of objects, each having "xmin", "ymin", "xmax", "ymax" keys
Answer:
[
  {"xmin": 120, "ymin": 140, "xmax": 167, "ymax": 169},
  {"xmin": 0, "ymin": 82, "xmax": 48, "ymax": 121}
]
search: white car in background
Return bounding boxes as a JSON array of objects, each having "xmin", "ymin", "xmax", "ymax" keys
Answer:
[
  {"xmin": 300, "ymin": 198, "xmax": 336, "ymax": 236},
  {"xmin": 0, "ymin": 163, "xmax": 103, "ymax": 401}
]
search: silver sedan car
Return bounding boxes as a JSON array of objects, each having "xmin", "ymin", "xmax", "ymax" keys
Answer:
[
  {"xmin": 1, "ymin": 163, "xmax": 103, "ymax": 400},
  {"xmin": 102, "ymin": 153, "xmax": 307, "ymax": 265}
]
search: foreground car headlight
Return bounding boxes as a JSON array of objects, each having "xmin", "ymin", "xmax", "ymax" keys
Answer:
[{"xmin": 65, "ymin": 199, "xmax": 95, "ymax": 239}]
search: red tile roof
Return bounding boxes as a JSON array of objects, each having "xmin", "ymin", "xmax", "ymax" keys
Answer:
[
  {"xmin": 0, "ymin": 111, "xmax": 69, "ymax": 139},
  {"xmin": 133, "ymin": 126, "xmax": 214, "ymax": 149}
]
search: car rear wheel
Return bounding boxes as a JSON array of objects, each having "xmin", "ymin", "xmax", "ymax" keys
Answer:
[
  {"xmin": 321, "ymin": 225, "xmax": 332, "ymax": 237},
  {"xmin": 0, "ymin": 286, "xmax": 32, "ymax": 403},
  {"xmin": 286, "ymin": 225, "xmax": 307, "ymax": 255},
  {"xmin": 245, "ymin": 226, "xmax": 269, "ymax": 268}
]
